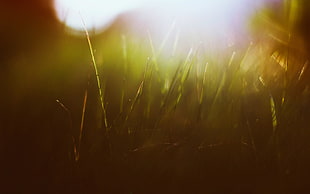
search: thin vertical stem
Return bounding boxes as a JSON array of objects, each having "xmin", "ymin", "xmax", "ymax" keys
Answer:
[{"xmin": 80, "ymin": 15, "xmax": 108, "ymax": 130}]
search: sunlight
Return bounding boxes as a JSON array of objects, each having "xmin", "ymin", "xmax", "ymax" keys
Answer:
[
  {"xmin": 54, "ymin": 0, "xmax": 145, "ymax": 31},
  {"xmin": 54, "ymin": 0, "xmax": 261, "ymax": 34}
]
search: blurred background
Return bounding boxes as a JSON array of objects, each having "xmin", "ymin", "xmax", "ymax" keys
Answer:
[{"xmin": 1, "ymin": 0, "xmax": 310, "ymax": 193}]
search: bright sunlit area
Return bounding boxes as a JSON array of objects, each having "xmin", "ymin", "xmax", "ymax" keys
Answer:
[
  {"xmin": 54, "ymin": 0, "xmax": 262, "ymax": 38},
  {"xmin": 54, "ymin": 0, "xmax": 253, "ymax": 29},
  {"xmin": 54, "ymin": 0, "xmax": 271, "ymax": 58}
]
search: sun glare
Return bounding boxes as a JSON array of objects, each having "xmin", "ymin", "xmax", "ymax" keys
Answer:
[
  {"xmin": 54, "ymin": 0, "xmax": 148, "ymax": 32},
  {"xmin": 54, "ymin": 0, "xmax": 262, "ymax": 34}
]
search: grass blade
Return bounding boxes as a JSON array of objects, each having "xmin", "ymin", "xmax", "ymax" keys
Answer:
[{"xmin": 80, "ymin": 15, "xmax": 108, "ymax": 130}]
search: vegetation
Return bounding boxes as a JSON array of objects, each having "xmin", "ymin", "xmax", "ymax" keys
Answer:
[
  {"xmin": 61, "ymin": 10, "xmax": 310, "ymax": 193},
  {"xmin": 2, "ymin": 1, "xmax": 310, "ymax": 193}
]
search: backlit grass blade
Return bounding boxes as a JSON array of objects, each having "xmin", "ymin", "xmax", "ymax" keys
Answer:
[
  {"xmin": 81, "ymin": 15, "xmax": 108, "ymax": 130},
  {"xmin": 175, "ymin": 48, "xmax": 194, "ymax": 106},
  {"xmin": 161, "ymin": 62, "xmax": 183, "ymax": 110},
  {"xmin": 75, "ymin": 88, "xmax": 88, "ymax": 162},
  {"xmin": 270, "ymin": 95, "xmax": 277, "ymax": 134},
  {"xmin": 172, "ymin": 30, "xmax": 180, "ymax": 56},
  {"xmin": 197, "ymin": 62, "xmax": 208, "ymax": 120},
  {"xmin": 158, "ymin": 20, "xmax": 176, "ymax": 55},
  {"xmin": 148, "ymin": 31, "xmax": 159, "ymax": 72},
  {"xmin": 120, "ymin": 34, "xmax": 128, "ymax": 114},
  {"xmin": 298, "ymin": 61, "xmax": 308, "ymax": 81},
  {"xmin": 125, "ymin": 58, "xmax": 151, "ymax": 121}
]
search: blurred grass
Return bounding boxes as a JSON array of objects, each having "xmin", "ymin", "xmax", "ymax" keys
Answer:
[
  {"xmin": 2, "ymin": 1, "xmax": 310, "ymax": 193},
  {"xmin": 70, "ymin": 8, "xmax": 310, "ymax": 192}
]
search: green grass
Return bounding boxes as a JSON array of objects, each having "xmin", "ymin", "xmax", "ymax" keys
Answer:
[
  {"xmin": 3, "ymin": 1, "xmax": 310, "ymax": 193},
  {"xmin": 5, "ymin": 3, "xmax": 309, "ymax": 193},
  {"xmin": 66, "ymin": 11, "xmax": 310, "ymax": 193}
]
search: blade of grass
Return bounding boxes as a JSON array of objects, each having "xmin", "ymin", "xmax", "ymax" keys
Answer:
[
  {"xmin": 125, "ymin": 58, "xmax": 151, "ymax": 122},
  {"xmin": 172, "ymin": 30, "xmax": 180, "ymax": 57},
  {"xmin": 148, "ymin": 21, "xmax": 176, "ymax": 73},
  {"xmin": 298, "ymin": 60, "xmax": 308, "ymax": 81},
  {"xmin": 270, "ymin": 95, "xmax": 277, "ymax": 134},
  {"xmin": 197, "ymin": 62, "xmax": 208, "ymax": 121},
  {"xmin": 75, "ymin": 88, "xmax": 88, "ymax": 162},
  {"xmin": 120, "ymin": 34, "xmax": 128, "ymax": 114},
  {"xmin": 160, "ymin": 47, "xmax": 194, "ymax": 114},
  {"xmin": 160, "ymin": 62, "xmax": 183, "ymax": 113},
  {"xmin": 175, "ymin": 48, "xmax": 194, "ymax": 107},
  {"xmin": 80, "ymin": 15, "xmax": 108, "ymax": 130},
  {"xmin": 158, "ymin": 20, "xmax": 176, "ymax": 55},
  {"xmin": 148, "ymin": 31, "xmax": 159, "ymax": 72}
]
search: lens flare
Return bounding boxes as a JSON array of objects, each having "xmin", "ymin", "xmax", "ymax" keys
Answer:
[{"xmin": 54, "ymin": 0, "xmax": 261, "ymax": 34}]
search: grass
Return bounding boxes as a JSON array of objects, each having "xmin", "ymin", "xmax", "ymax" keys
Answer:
[
  {"xmin": 62, "ymin": 12, "xmax": 310, "ymax": 192},
  {"xmin": 3, "ymin": 2, "xmax": 310, "ymax": 193}
]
